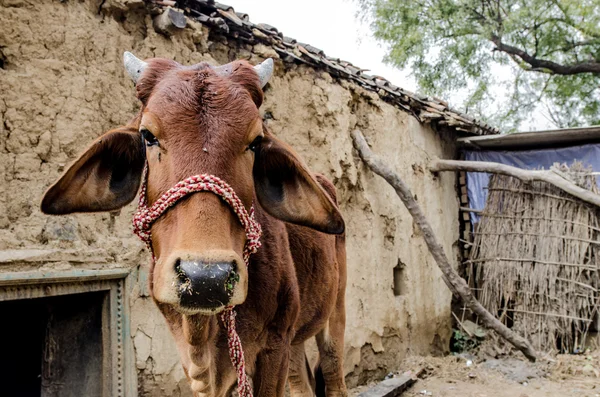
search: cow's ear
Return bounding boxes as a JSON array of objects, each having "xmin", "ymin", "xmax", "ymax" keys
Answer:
[
  {"xmin": 41, "ymin": 126, "xmax": 145, "ymax": 215},
  {"xmin": 252, "ymin": 132, "xmax": 344, "ymax": 234}
]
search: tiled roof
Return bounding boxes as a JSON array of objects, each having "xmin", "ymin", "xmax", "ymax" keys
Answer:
[{"xmin": 149, "ymin": 0, "xmax": 500, "ymax": 136}]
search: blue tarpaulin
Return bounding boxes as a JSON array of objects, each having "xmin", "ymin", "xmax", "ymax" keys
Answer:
[{"xmin": 463, "ymin": 143, "xmax": 600, "ymax": 222}]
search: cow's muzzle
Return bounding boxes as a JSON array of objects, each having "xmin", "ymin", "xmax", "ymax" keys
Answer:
[
  {"xmin": 153, "ymin": 250, "xmax": 249, "ymax": 315},
  {"xmin": 176, "ymin": 259, "xmax": 238, "ymax": 310}
]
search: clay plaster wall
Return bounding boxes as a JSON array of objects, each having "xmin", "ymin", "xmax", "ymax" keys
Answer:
[{"xmin": 0, "ymin": 0, "xmax": 459, "ymax": 395}]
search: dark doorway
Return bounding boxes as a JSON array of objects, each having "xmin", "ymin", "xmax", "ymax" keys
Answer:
[{"xmin": 0, "ymin": 292, "xmax": 106, "ymax": 397}]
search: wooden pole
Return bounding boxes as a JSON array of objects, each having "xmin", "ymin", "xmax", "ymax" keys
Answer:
[
  {"xmin": 430, "ymin": 159, "xmax": 600, "ymax": 208},
  {"xmin": 351, "ymin": 130, "xmax": 538, "ymax": 362}
]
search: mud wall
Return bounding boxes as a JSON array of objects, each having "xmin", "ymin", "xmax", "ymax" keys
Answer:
[{"xmin": 0, "ymin": 0, "xmax": 459, "ymax": 395}]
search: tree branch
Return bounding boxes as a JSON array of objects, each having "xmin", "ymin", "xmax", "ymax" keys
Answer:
[
  {"xmin": 542, "ymin": 39, "xmax": 600, "ymax": 57},
  {"xmin": 491, "ymin": 35, "xmax": 600, "ymax": 74},
  {"xmin": 429, "ymin": 159, "xmax": 600, "ymax": 208},
  {"xmin": 351, "ymin": 130, "xmax": 538, "ymax": 362}
]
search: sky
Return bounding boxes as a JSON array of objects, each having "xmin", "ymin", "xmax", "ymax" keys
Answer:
[
  {"xmin": 224, "ymin": 0, "xmax": 552, "ymax": 132},
  {"xmin": 224, "ymin": 0, "xmax": 417, "ymax": 91}
]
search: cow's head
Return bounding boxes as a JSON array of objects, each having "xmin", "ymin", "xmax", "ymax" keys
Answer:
[{"xmin": 41, "ymin": 54, "xmax": 344, "ymax": 315}]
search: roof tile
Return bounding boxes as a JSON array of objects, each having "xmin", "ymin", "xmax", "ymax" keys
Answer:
[{"xmin": 163, "ymin": 0, "xmax": 500, "ymax": 135}]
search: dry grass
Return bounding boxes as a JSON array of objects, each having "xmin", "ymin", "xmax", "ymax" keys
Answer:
[{"xmin": 467, "ymin": 162, "xmax": 600, "ymax": 353}]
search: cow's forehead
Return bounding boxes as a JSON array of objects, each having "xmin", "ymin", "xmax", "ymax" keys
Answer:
[
  {"xmin": 136, "ymin": 57, "xmax": 263, "ymax": 111},
  {"xmin": 143, "ymin": 79, "xmax": 259, "ymax": 143},
  {"xmin": 137, "ymin": 59, "xmax": 262, "ymax": 144},
  {"xmin": 150, "ymin": 68, "xmax": 212, "ymax": 103},
  {"xmin": 148, "ymin": 66, "xmax": 247, "ymax": 105}
]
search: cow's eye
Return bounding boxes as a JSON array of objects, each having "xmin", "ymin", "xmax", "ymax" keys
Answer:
[
  {"xmin": 248, "ymin": 135, "xmax": 262, "ymax": 152},
  {"xmin": 141, "ymin": 128, "xmax": 158, "ymax": 147}
]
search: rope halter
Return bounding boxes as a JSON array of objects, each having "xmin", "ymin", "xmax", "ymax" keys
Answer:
[{"xmin": 132, "ymin": 164, "xmax": 262, "ymax": 397}]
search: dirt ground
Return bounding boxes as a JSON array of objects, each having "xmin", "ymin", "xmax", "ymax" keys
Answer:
[{"xmin": 350, "ymin": 350, "xmax": 600, "ymax": 397}]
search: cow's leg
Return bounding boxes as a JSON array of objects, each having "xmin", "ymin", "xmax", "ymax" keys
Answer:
[
  {"xmin": 288, "ymin": 342, "xmax": 315, "ymax": 397},
  {"xmin": 253, "ymin": 343, "xmax": 290, "ymax": 397},
  {"xmin": 315, "ymin": 306, "xmax": 347, "ymax": 397}
]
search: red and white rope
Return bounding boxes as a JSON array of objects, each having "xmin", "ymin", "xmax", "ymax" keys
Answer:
[{"xmin": 132, "ymin": 164, "xmax": 261, "ymax": 397}]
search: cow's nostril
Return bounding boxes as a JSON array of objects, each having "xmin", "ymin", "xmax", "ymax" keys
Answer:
[{"xmin": 176, "ymin": 260, "xmax": 237, "ymax": 310}]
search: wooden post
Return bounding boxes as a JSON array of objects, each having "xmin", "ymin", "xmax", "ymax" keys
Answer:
[{"xmin": 351, "ymin": 130, "xmax": 538, "ymax": 362}]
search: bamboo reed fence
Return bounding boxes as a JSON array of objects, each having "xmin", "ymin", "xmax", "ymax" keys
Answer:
[{"xmin": 467, "ymin": 163, "xmax": 600, "ymax": 353}]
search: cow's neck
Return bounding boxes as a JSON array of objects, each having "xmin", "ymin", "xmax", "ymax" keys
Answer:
[
  {"xmin": 157, "ymin": 205, "xmax": 281, "ymax": 395},
  {"xmin": 182, "ymin": 312, "xmax": 219, "ymax": 345}
]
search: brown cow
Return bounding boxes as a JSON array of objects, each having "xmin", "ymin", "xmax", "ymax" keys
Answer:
[{"xmin": 40, "ymin": 54, "xmax": 347, "ymax": 397}]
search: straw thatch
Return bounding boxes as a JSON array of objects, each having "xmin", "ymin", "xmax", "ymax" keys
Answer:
[{"xmin": 467, "ymin": 162, "xmax": 600, "ymax": 353}]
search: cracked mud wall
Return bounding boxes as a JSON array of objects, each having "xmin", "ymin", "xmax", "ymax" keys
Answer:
[{"xmin": 0, "ymin": 0, "xmax": 459, "ymax": 394}]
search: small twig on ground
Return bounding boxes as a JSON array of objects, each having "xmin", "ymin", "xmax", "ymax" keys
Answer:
[{"xmin": 452, "ymin": 311, "xmax": 473, "ymax": 338}]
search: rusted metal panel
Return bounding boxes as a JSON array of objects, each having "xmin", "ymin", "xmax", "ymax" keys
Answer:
[
  {"xmin": 0, "ymin": 267, "xmax": 135, "ymax": 397},
  {"xmin": 41, "ymin": 292, "xmax": 104, "ymax": 397},
  {"xmin": 110, "ymin": 279, "xmax": 127, "ymax": 397}
]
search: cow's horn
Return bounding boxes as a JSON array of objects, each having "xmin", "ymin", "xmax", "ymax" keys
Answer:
[
  {"xmin": 254, "ymin": 58, "xmax": 273, "ymax": 88},
  {"xmin": 123, "ymin": 51, "xmax": 147, "ymax": 84}
]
